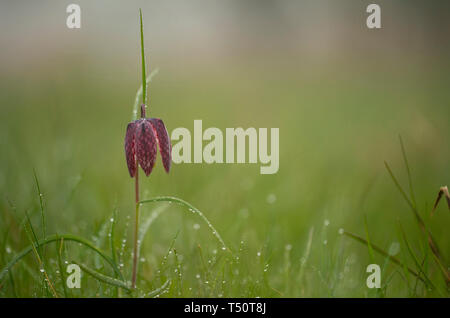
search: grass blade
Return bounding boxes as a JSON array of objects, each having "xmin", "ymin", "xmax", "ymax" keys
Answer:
[
  {"xmin": 343, "ymin": 230, "xmax": 425, "ymax": 283},
  {"xmin": 399, "ymin": 135, "xmax": 416, "ymax": 208},
  {"xmin": 33, "ymin": 169, "xmax": 46, "ymax": 239},
  {"xmin": 0, "ymin": 234, "xmax": 122, "ymax": 282},
  {"xmin": 363, "ymin": 215, "xmax": 375, "ymax": 262},
  {"xmin": 146, "ymin": 279, "xmax": 170, "ymax": 298},
  {"xmin": 397, "ymin": 223, "xmax": 435, "ymax": 289},
  {"xmin": 139, "ymin": 196, "xmax": 229, "ymax": 252},
  {"xmin": 139, "ymin": 8, "xmax": 147, "ymax": 106},
  {"xmin": 132, "ymin": 69, "xmax": 159, "ymax": 120},
  {"xmin": 55, "ymin": 236, "xmax": 70, "ymax": 298},
  {"xmin": 384, "ymin": 161, "xmax": 449, "ymax": 285},
  {"xmin": 76, "ymin": 262, "xmax": 131, "ymax": 292}
]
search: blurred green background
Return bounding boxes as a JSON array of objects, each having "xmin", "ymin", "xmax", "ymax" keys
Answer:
[{"xmin": 0, "ymin": 1, "xmax": 449, "ymax": 297}]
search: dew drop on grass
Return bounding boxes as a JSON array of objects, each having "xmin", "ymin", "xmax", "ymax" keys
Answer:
[
  {"xmin": 266, "ymin": 193, "xmax": 277, "ymax": 204},
  {"xmin": 193, "ymin": 224, "xmax": 200, "ymax": 230},
  {"xmin": 39, "ymin": 268, "xmax": 45, "ymax": 273},
  {"xmin": 323, "ymin": 240, "xmax": 328, "ymax": 245},
  {"xmin": 324, "ymin": 219, "xmax": 330, "ymax": 226},
  {"xmin": 388, "ymin": 242, "xmax": 400, "ymax": 256},
  {"xmin": 239, "ymin": 208, "xmax": 249, "ymax": 218},
  {"xmin": 257, "ymin": 252, "xmax": 261, "ymax": 257},
  {"xmin": 196, "ymin": 274, "xmax": 200, "ymax": 279},
  {"xmin": 338, "ymin": 228, "xmax": 344, "ymax": 235},
  {"xmin": 5, "ymin": 246, "xmax": 11, "ymax": 254}
]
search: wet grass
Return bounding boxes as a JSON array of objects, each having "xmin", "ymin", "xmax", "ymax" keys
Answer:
[{"xmin": 0, "ymin": 47, "xmax": 449, "ymax": 297}]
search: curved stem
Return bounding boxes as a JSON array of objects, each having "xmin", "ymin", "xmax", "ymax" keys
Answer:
[{"xmin": 139, "ymin": 196, "xmax": 229, "ymax": 252}]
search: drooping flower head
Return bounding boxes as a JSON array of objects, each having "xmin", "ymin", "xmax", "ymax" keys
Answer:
[{"xmin": 124, "ymin": 104, "xmax": 171, "ymax": 177}]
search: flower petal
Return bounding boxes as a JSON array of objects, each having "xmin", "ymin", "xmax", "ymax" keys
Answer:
[
  {"xmin": 124, "ymin": 121, "xmax": 137, "ymax": 177},
  {"xmin": 136, "ymin": 119, "xmax": 157, "ymax": 176},
  {"xmin": 148, "ymin": 118, "xmax": 171, "ymax": 173}
]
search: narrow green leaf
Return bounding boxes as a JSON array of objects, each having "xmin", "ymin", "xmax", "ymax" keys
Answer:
[
  {"xmin": 0, "ymin": 234, "xmax": 122, "ymax": 282},
  {"xmin": 139, "ymin": 8, "xmax": 147, "ymax": 106},
  {"xmin": 343, "ymin": 230, "xmax": 425, "ymax": 283},
  {"xmin": 146, "ymin": 279, "xmax": 170, "ymax": 298},
  {"xmin": 397, "ymin": 223, "xmax": 435, "ymax": 289},
  {"xmin": 363, "ymin": 215, "xmax": 374, "ymax": 262},
  {"xmin": 399, "ymin": 135, "xmax": 416, "ymax": 208},
  {"xmin": 76, "ymin": 262, "xmax": 131, "ymax": 292},
  {"xmin": 139, "ymin": 196, "xmax": 229, "ymax": 252},
  {"xmin": 33, "ymin": 169, "xmax": 46, "ymax": 239}
]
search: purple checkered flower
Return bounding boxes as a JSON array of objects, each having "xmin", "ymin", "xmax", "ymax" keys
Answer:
[{"xmin": 124, "ymin": 104, "xmax": 171, "ymax": 177}]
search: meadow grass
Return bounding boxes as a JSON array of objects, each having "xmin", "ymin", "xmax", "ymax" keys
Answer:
[{"xmin": 0, "ymin": 21, "xmax": 449, "ymax": 296}]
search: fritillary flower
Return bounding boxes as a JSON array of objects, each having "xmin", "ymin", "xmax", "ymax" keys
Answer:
[{"xmin": 124, "ymin": 104, "xmax": 171, "ymax": 177}]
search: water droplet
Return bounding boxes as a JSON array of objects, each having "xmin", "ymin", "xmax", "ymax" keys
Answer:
[
  {"xmin": 239, "ymin": 208, "xmax": 249, "ymax": 218},
  {"xmin": 285, "ymin": 244, "xmax": 292, "ymax": 251},
  {"xmin": 196, "ymin": 274, "xmax": 200, "ymax": 279},
  {"xmin": 388, "ymin": 242, "xmax": 400, "ymax": 256},
  {"xmin": 110, "ymin": 218, "xmax": 114, "ymax": 222},
  {"xmin": 257, "ymin": 252, "xmax": 261, "ymax": 257},
  {"xmin": 266, "ymin": 193, "xmax": 277, "ymax": 204},
  {"xmin": 193, "ymin": 224, "xmax": 200, "ymax": 230},
  {"xmin": 338, "ymin": 228, "xmax": 344, "ymax": 235},
  {"xmin": 324, "ymin": 219, "xmax": 330, "ymax": 226},
  {"xmin": 40, "ymin": 268, "xmax": 45, "ymax": 273},
  {"xmin": 323, "ymin": 240, "xmax": 328, "ymax": 245}
]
